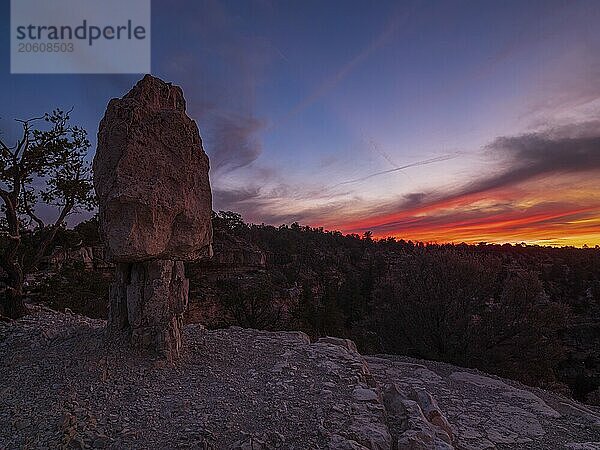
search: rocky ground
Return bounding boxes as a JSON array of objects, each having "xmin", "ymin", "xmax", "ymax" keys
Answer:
[
  {"xmin": 1, "ymin": 308, "xmax": 599, "ymax": 450},
  {"xmin": 367, "ymin": 356, "xmax": 600, "ymax": 450}
]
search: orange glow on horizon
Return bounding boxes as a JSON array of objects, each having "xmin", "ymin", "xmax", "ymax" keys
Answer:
[{"xmin": 329, "ymin": 175, "xmax": 600, "ymax": 248}]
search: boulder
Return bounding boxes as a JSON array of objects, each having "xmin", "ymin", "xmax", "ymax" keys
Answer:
[{"xmin": 93, "ymin": 74, "xmax": 212, "ymax": 263}]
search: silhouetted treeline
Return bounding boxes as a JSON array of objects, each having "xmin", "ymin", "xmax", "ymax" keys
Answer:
[
  {"xmin": 209, "ymin": 212, "xmax": 600, "ymax": 403},
  {"xmin": 36, "ymin": 212, "xmax": 600, "ymax": 404}
]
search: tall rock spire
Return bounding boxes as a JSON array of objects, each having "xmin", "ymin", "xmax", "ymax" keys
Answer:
[{"xmin": 93, "ymin": 74, "xmax": 213, "ymax": 361}]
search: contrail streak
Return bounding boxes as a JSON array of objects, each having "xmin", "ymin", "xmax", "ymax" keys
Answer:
[
  {"xmin": 333, "ymin": 154, "xmax": 459, "ymax": 187},
  {"xmin": 270, "ymin": 5, "xmax": 418, "ymax": 131}
]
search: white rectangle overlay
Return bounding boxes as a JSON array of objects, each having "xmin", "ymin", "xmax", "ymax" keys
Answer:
[{"xmin": 11, "ymin": 0, "xmax": 151, "ymax": 74}]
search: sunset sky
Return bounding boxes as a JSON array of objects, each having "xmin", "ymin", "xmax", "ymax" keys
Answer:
[{"xmin": 1, "ymin": 0, "xmax": 599, "ymax": 246}]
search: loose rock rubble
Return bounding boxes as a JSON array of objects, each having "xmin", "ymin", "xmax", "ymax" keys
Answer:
[
  {"xmin": 1, "ymin": 309, "xmax": 599, "ymax": 449},
  {"xmin": 0, "ymin": 309, "xmax": 385, "ymax": 449}
]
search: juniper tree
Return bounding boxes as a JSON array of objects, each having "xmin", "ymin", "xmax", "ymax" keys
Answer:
[{"xmin": 0, "ymin": 109, "xmax": 95, "ymax": 318}]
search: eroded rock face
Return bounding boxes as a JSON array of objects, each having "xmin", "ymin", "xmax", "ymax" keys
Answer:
[
  {"xmin": 365, "ymin": 355, "xmax": 600, "ymax": 450},
  {"xmin": 109, "ymin": 260, "xmax": 188, "ymax": 358},
  {"xmin": 94, "ymin": 74, "xmax": 212, "ymax": 263},
  {"xmin": 94, "ymin": 75, "xmax": 212, "ymax": 360}
]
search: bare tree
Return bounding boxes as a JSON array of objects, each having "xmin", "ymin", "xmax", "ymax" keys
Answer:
[{"xmin": 0, "ymin": 109, "xmax": 95, "ymax": 318}]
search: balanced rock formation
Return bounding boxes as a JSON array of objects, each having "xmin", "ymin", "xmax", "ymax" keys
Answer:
[
  {"xmin": 94, "ymin": 74, "xmax": 212, "ymax": 262},
  {"xmin": 93, "ymin": 75, "xmax": 212, "ymax": 360}
]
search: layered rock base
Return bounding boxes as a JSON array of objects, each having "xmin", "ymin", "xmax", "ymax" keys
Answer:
[{"xmin": 109, "ymin": 260, "xmax": 189, "ymax": 360}]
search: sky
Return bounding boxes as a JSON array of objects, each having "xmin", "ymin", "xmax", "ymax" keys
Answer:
[{"xmin": 1, "ymin": 0, "xmax": 600, "ymax": 247}]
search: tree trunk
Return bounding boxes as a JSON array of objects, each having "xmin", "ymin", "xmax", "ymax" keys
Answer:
[
  {"xmin": 1, "ymin": 284, "xmax": 27, "ymax": 319},
  {"xmin": 29, "ymin": 203, "xmax": 73, "ymax": 272},
  {"xmin": 1, "ymin": 259, "xmax": 26, "ymax": 318}
]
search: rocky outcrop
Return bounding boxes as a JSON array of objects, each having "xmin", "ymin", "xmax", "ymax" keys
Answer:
[
  {"xmin": 185, "ymin": 230, "xmax": 273, "ymax": 327},
  {"xmin": 49, "ymin": 246, "xmax": 94, "ymax": 270},
  {"xmin": 367, "ymin": 355, "xmax": 600, "ymax": 450},
  {"xmin": 93, "ymin": 75, "xmax": 212, "ymax": 360},
  {"xmin": 202, "ymin": 229, "xmax": 266, "ymax": 269},
  {"xmin": 94, "ymin": 74, "xmax": 212, "ymax": 263},
  {"xmin": 1, "ymin": 309, "xmax": 599, "ymax": 449},
  {"xmin": 47, "ymin": 245, "xmax": 111, "ymax": 272}
]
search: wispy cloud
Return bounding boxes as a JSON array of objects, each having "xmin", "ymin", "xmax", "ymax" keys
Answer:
[
  {"xmin": 160, "ymin": 0, "xmax": 272, "ymax": 178},
  {"xmin": 155, "ymin": 1, "xmax": 600, "ymax": 247},
  {"xmin": 362, "ymin": 201, "xmax": 600, "ymax": 246},
  {"xmin": 210, "ymin": 115, "xmax": 267, "ymax": 172},
  {"xmin": 332, "ymin": 121, "xmax": 600, "ymax": 245}
]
